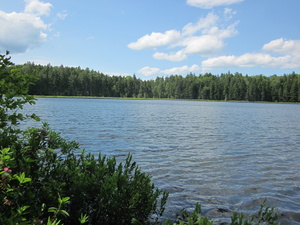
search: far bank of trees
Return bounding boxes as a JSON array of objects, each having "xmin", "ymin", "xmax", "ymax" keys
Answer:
[{"xmin": 19, "ymin": 62, "xmax": 300, "ymax": 102}]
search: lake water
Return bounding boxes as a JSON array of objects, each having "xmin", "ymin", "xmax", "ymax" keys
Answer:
[{"xmin": 22, "ymin": 98, "xmax": 300, "ymax": 224}]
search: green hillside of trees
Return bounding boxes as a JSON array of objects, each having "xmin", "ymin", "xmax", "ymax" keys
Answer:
[{"xmin": 20, "ymin": 62, "xmax": 300, "ymax": 102}]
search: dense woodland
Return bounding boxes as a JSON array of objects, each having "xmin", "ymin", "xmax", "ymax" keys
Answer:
[{"xmin": 19, "ymin": 62, "xmax": 300, "ymax": 102}]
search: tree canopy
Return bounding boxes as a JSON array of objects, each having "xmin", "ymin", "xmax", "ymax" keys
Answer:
[{"xmin": 20, "ymin": 63, "xmax": 299, "ymax": 102}]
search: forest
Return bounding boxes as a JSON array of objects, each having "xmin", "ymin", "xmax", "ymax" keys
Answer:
[{"xmin": 19, "ymin": 62, "xmax": 300, "ymax": 102}]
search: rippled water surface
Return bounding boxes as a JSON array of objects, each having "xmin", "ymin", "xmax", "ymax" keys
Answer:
[{"xmin": 23, "ymin": 98, "xmax": 300, "ymax": 224}]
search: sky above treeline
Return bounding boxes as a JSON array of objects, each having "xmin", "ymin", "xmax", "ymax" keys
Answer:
[{"xmin": 1, "ymin": 0, "xmax": 300, "ymax": 79}]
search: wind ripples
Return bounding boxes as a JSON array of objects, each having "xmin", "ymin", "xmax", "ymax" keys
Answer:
[{"xmin": 22, "ymin": 98, "xmax": 300, "ymax": 224}]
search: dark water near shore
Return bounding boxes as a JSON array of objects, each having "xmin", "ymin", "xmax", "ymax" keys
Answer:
[{"xmin": 22, "ymin": 98, "xmax": 300, "ymax": 224}]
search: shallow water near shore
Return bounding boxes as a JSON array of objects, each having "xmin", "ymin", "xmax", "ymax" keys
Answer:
[{"xmin": 22, "ymin": 98, "xmax": 300, "ymax": 224}]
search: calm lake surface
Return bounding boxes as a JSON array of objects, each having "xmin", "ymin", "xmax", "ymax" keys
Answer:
[{"xmin": 22, "ymin": 98, "xmax": 300, "ymax": 224}]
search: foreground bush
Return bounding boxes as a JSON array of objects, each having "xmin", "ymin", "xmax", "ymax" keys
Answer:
[
  {"xmin": 1, "ymin": 52, "xmax": 168, "ymax": 224},
  {"xmin": 1, "ymin": 124, "xmax": 168, "ymax": 225}
]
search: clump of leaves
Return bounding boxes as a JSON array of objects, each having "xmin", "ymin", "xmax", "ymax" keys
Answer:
[
  {"xmin": 132, "ymin": 203, "xmax": 214, "ymax": 225},
  {"xmin": 231, "ymin": 199, "xmax": 280, "ymax": 225},
  {"xmin": 0, "ymin": 147, "xmax": 86, "ymax": 225},
  {"xmin": 0, "ymin": 51, "xmax": 39, "ymax": 149}
]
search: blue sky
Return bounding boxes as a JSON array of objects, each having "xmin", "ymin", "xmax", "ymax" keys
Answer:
[{"xmin": 1, "ymin": 0, "xmax": 300, "ymax": 79}]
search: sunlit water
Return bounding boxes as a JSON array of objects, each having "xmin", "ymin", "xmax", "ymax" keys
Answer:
[{"xmin": 22, "ymin": 98, "xmax": 300, "ymax": 224}]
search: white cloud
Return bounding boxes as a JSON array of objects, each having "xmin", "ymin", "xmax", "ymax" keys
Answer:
[
  {"xmin": 0, "ymin": 11, "xmax": 48, "ymax": 53},
  {"xmin": 224, "ymin": 8, "xmax": 236, "ymax": 20},
  {"xmin": 162, "ymin": 64, "xmax": 200, "ymax": 75},
  {"xmin": 175, "ymin": 17, "xmax": 238, "ymax": 57},
  {"xmin": 129, "ymin": 11, "xmax": 238, "ymax": 62},
  {"xmin": 206, "ymin": 22, "xmax": 238, "ymax": 38},
  {"xmin": 183, "ymin": 35, "xmax": 225, "ymax": 56},
  {"xmin": 128, "ymin": 11, "xmax": 238, "ymax": 54},
  {"xmin": 128, "ymin": 30, "xmax": 181, "ymax": 50},
  {"xmin": 138, "ymin": 65, "xmax": 200, "ymax": 76},
  {"xmin": 106, "ymin": 72, "xmax": 131, "ymax": 77},
  {"xmin": 153, "ymin": 50, "xmax": 187, "ymax": 61},
  {"xmin": 202, "ymin": 38, "xmax": 300, "ymax": 70},
  {"xmin": 262, "ymin": 38, "xmax": 300, "ymax": 55},
  {"xmin": 0, "ymin": 0, "xmax": 52, "ymax": 53},
  {"xmin": 182, "ymin": 12, "xmax": 218, "ymax": 36},
  {"xmin": 129, "ymin": 10, "xmax": 241, "ymax": 76},
  {"xmin": 138, "ymin": 67, "xmax": 161, "ymax": 76},
  {"xmin": 24, "ymin": 0, "xmax": 52, "ymax": 16},
  {"xmin": 187, "ymin": 0, "xmax": 244, "ymax": 9},
  {"xmin": 262, "ymin": 39, "xmax": 300, "ymax": 69},
  {"xmin": 202, "ymin": 53, "xmax": 285, "ymax": 70}
]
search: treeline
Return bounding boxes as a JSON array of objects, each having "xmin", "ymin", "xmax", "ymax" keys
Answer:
[{"xmin": 20, "ymin": 62, "xmax": 300, "ymax": 102}]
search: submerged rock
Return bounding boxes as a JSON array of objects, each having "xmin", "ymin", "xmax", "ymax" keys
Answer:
[
  {"xmin": 205, "ymin": 208, "xmax": 232, "ymax": 224},
  {"xmin": 206, "ymin": 208, "xmax": 232, "ymax": 218}
]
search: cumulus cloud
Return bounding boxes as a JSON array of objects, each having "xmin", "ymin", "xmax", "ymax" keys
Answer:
[
  {"xmin": 129, "ymin": 9, "xmax": 241, "ymax": 76},
  {"xmin": 128, "ymin": 30, "xmax": 181, "ymax": 50},
  {"xmin": 0, "ymin": 11, "xmax": 48, "ymax": 53},
  {"xmin": 202, "ymin": 38, "xmax": 300, "ymax": 70},
  {"xmin": 161, "ymin": 64, "xmax": 200, "ymax": 75},
  {"xmin": 129, "ymin": 11, "xmax": 238, "ymax": 61},
  {"xmin": 179, "ymin": 14, "xmax": 238, "ymax": 57},
  {"xmin": 186, "ymin": 0, "xmax": 244, "ymax": 9},
  {"xmin": 182, "ymin": 12, "xmax": 218, "ymax": 36},
  {"xmin": 24, "ymin": 0, "xmax": 52, "ymax": 16},
  {"xmin": 138, "ymin": 65, "xmax": 200, "ymax": 76},
  {"xmin": 262, "ymin": 38, "xmax": 300, "ymax": 55},
  {"xmin": 202, "ymin": 53, "xmax": 286, "ymax": 70},
  {"xmin": 0, "ymin": 0, "xmax": 52, "ymax": 53},
  {"xmin": 138, "ymin": 67, "xmax": 161, "ymax": 76},
  {"xmin": 153, "ymin": 50, "xmax": 187, "ymax": 61},
  {"xmin": 183, "ymin": 35, "xmax": 225, "ymax": 56}
]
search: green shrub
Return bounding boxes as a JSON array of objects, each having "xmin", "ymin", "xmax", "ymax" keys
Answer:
[
  {"xmin": 162, "ymin": 203, "xmax": 214, "ymax": 225},
  {"xmin": 1, "ymin": 52, "xmax": 168, "ymax": 224},
  {"xmin": 1, "ymin": 123, "xmax": 168, "ymax": 225},
  {"xmin": 231, "ymin": 199, "xmax": 280, "ymax": 225}
]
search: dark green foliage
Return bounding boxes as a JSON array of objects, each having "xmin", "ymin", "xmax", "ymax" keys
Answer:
[
  {"xmin": 231, "ymin": 199, "xmax": 280, "ymax": 225},
  {"xmin": 1, "ymin": 52, "xmax": 168, "ymax": 224},
  {"xmin": 0, "ymin": 52, "xmax": 39, "ymax": 149},
  {"xmin": 1, "ymin": 124, "xmax": 168, "ymax": 225},
  {"xmin": 57, "ymin": 149, "xmax": 168, "ymax": 225},
  {"xmin": 151, "ymin": 200, "xmax": 279, "ymax": 225},
  {"xmin": 170, "ymin": 203, "xmax": 214, "ymax": 225},
  {"xmin": 256, "ymin": 199, "xmax": 280, "ymax": 225},
  {"xmin": 133, "ymin": 203, "xmax": 214, "ymax": 225},
  {"xmin": 19, "ymin": 62, "xmax": 300, "ymax": 102}
]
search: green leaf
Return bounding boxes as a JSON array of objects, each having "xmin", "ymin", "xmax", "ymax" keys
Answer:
[
  {"xmin": 79, "ymin": 213, "xmax": 89, "ymax": 224},
  {"xmin": 59, "ymin": 210, "xmax": 70, "ymax": 217},
  {"xmin": 48, "ymin": 207, "xmax": 57, "ymax": 213},
  {"xmin": 14, "ymin": 172, "xmax": 32, "ymax": 184}
]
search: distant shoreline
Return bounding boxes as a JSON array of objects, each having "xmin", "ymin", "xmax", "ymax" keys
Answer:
[{"xmin": 33, "ymin": 95, "xmax": 299, "ymax": 104}]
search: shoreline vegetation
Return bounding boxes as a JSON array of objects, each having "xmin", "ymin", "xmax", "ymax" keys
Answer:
[
  {"xmin": 33, "ymin": 95, "xmax": 299, "ymax": 104},
  {"xmin": 17, "ymin": 62, "xmax": 300, "ymax": 103},
  {"xmin": 0, "ymin": 52, "xmax": 286, "ymax": 224}
]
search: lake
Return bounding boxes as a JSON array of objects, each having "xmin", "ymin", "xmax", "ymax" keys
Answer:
[{"xmin": 22, "ymin": 98, "xmax": 300, "ymax": 224}]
